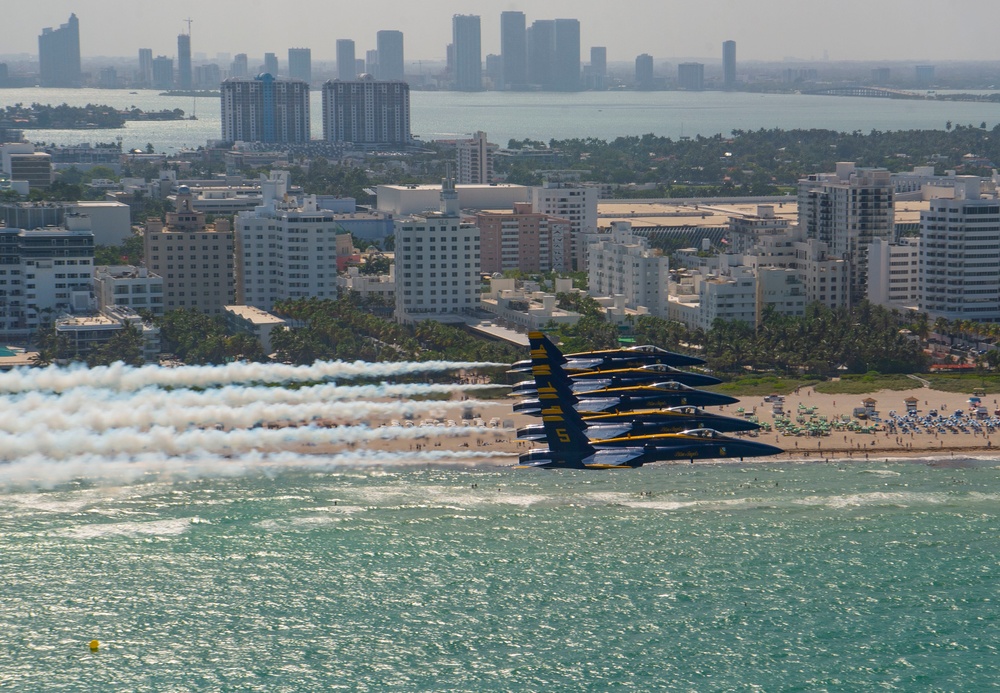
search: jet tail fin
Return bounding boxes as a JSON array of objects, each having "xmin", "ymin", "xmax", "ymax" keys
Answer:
[
  {"xmin": 528, "ymin": 332, "xmax": 577, "ymax": 403},
  {"xmin": 527, "ymin": 332, "xmax": 593, "ymax": 456}
]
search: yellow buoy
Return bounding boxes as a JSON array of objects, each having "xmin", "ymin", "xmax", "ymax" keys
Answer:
[{"xmin": 89, "ymin": 639, "xmax": 100, "ymax": 652}]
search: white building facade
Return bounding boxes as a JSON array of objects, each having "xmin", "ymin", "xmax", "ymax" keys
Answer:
[
  {"xmin": 587, "ymin": 221, "xmax": 670, "ymax": 317},
  {"xmin": 919, "ymin": 178, "xmax": 1000, "ymax": 322},
  {"xmin": 394, "ymin": 178, "xmax": 481, "ymax": 324},
  {"xmin": 236, "ymin": 179, "xmax": 350, "ymax": 311}
]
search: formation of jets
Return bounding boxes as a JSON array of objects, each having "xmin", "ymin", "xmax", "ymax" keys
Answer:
[{"xmin": 512, "ymin": 332, "xmax": 783, "ymax": 469}]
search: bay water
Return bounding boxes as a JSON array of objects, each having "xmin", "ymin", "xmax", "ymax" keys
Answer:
[
  {"xmin": 6, "ymin": 88, "xmax": 1000, "ymax": 154},
  {"xmin": 3, "ymin": 458, "xmax": 998, "ymax": 689}
]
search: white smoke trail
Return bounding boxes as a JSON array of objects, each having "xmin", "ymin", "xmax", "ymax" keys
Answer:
[
  {"xmin": 0, "ymin": 382, "xmax": 497, "ymax": 418},
  {"xmin": 0, "ymin": 449, "xmax": 517, "ymax": 490},
  {"xmin": 0, "ymin": 424, "xmax": 510, "ymax": 461},
  {"xmin": 0, "ymin": 399, "xmax": 497, "ymax": 434},
  {"xmin": 0, "ymin": 359, "xmax": 509, "ymax": 394}
]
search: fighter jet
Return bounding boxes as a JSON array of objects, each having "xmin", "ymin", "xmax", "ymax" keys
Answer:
[
  {"xmin": 510, "ymin": 362, "xmax": 721, "ymax": 398},
  {"xmin": 515, "ymin": 333, "xmax": 782, "ymax": 469},
  {"xmin": 508, "ymin": 340, "xmax": 705, "ymax": 375},
  {"xmin": 513, "ymin": 379, "xmax": 738, "ymax": 415},
  {"xmin": 515, "ymin": 405, "xmax": 760, "ymax": 442}
]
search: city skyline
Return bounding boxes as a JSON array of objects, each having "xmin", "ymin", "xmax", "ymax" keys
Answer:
[{"xmin": 7, "ymin": 1, "xmax": 1000, "ymax": 63}]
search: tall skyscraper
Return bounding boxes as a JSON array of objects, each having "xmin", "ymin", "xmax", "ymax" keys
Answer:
[
  {"xmin": 552, "ymin": 19, "xmax": 581, "ymax": 91},
  {"xmin": 452, "ymin": 15, "xmax": 482, "ymax": 91},
  {"xmin": 138, "ymin": 48, "xmax": 153, "ymax": 87},
  {"xmin": 336, "ymin": 39, "xmax": 357, "ymax": 81},
  {"xmin": 288, "ymin": 48, "xmax": 312, "ymax": 83},
  {"xmin": 221, "ymin": 74, "xmax": 311, "ymax": 144},
  {"xmin": 263, "ymin": 52, "xmax": 278, "ymax": 77},
  {"xmin": 231, "ymin": 53, "xmax": 249, "ymax": 79},
  {"xmin": 38, "ymin": 13, "xmax": 81, "ymax": 87},
  {"xmin": 376, "ymin": 30, "xmax": 405, "ymax": 81},
  {"xmin": 366, "ymin": 50, "xmax": 379, "ymax": 76},
  {"xmin": 527, "ymin": 20, "xmax": 555, "ymax": 89},
  {"xmin": 677, "ymin": 62, "xmax": 705, "ymax": 90},
  {"xmin": 589, "ymin": 47, "xmax": 607, "ymax": 90},
  {"xmin": 177, "ymin": 34, "xmax": 192, "ymax": 89},
  {"xmin": 152, "ymin": 56, "xmax": 174, "ymax": 90},
  {"xmin": 322, "ymin": 76, "xmax": 410, "ymax": 145},
  {"xmin": 723, "ymin": 40, "xmax": 737, "ymax": 89},
  {"xmin": 500, "ymin": 11, "xmax": 527, "ymax": 90},
  {"xmin": 635, "ymin": 54, "xmax": 654, "ymax": 89}
]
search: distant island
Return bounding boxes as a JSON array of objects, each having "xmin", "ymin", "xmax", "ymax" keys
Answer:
[{"xmin": 2, "ymin": 103, "xmax": 188, "ymax": 129}]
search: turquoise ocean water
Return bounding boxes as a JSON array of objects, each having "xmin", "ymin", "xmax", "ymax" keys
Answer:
[{"xmin": 3, "ymin": 458, "xmax": 999, "ymax": 690}]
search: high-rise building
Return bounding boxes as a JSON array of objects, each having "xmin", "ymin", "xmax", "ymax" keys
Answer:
[
  {"xmin": 337, "ymin": 39, "xmax": 357, "ymax": 81},
  {"xmin": 552, "ymin": 19, "xmax": 581, "ymax": 91},
  {"xmin": 635, "ymin": 54, "xmax": 654, "ymax": 89},
  {"xmin": 376, "ymin": 30, "xmax": 405, "ymax": 81},
  {"xmin": 589, "ymin": 222, "xmax": 671, "ymax": 316},
  {"xmin": 527, "ymin": 20, "xmax": 555, "ymax": 89},
  {"xmin": 322, "ymin": 76, "xmax": 410, "ymax": 146},
  {"xmin": 366, "ymin": 50, "xmax": 379, "ymax": 76},
  {"xmin": 195, "ymin": 63, "xmax": 221, "ymax": 89},
  {"xmin": 722, "ymin": 40, "xmax": 736, "ymax": 89},
  {"xmin": 138, "ymin": 48, "xmax": 153, "ymax": 88},
  {"xmin": 152, "ymin": 56, "xmax": 174, "ymax": 90},
  {"xmin": 530, "ymin": 182, "xmax": 598, "ymax": 271},
  {"xmin": 177, "ymin": 34, "xmax": 192, "ymax": 89},
  {"xmin": 500, "ymin": 11, "xmax": 527, "ymax": 90},
  {"xmin": 915, "ymin": 65, "xmax": 935, "ymax": 86},
  {"xmin": 38, "ymin": 13, "xmax": 81, "ymax": 88},
  {"xmin": 588, "ymin": 47, "xmax": 607, "ymax": 90},
  {"xmin": 452, "ymin": 15, "xmax": 482, "ymax": 91},
  {"xmin": 476, "ymin": 203, "xmax": 571, "ymax": 273},
  {"xmin": 263, "ymin": 52, "xmax": 279, "ymax": 77},
  {"xmin": 288, "ymin": 48, "xmax": 312, "ymax": 83},
  {"xmin": 677, "ymin": 62, "xmax": 705, "ymax": 90},
  {"xmin": 144, "ymin": 190, "xmax": 235, "ymax": 316},
  {"xmin": 798, "ymin": 162, "xmax": 894, "ymax": 304},
  {"xmin": 221, "ymin": 74, "xmax": 311, "ymax": 144},
  {"xmin": 455, "ymin": 131, "xmax": 496, "ymax": 185},
  {"xmin": 236, "ymin": 175, "xmax": 347, "ymax": 310},
  {"xmin": 919, "ymin": 178, "xmax": 1000, "ymax": 322},
  {"xmin": 394, "ymin": 175, "xmax": 481, "ymax": 324},
  {"xmin": 231, "ymin": 53, "xmax": 249, "ymax": 79}
]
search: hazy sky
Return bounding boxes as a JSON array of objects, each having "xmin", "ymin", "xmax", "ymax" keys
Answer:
[{"xmin": 9, "ymin": 0, "xmax": 1000, "ymax": 63}]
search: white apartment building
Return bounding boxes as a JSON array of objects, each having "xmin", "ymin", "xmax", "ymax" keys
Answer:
[
  {"xmin": 587, "ymin": 221, "xmax": 670, "ymax": 317},
  {"xmin": 455, "ymin": 131, "xmax": 496, "ymax": 184},
  {"xmin": 741, "ymin": 227, "xmax": 849, "ymax": 310},
  {"xmin": 236, "ymin": 178, "xmax": 348, "ymax": 311},
  {"xmin": 919, "ymin": 177, "xmax": 1000, "ymax": 322},
  {"xmin": 94, "ymin": 265, "xmax": 165, "ymax": 316},
  {"xmin": 867, "ymin": 237, "xmax": 920, "ymax": 310},
  {"xmin": 0, "ymin": 222, "xmax": 94, "ymax": 341},
  {"xmin": 337, "ymin": 264, "xmax": 396, "ymax": 303},
  {"xmin": 529, "ymin": 182, "xmax": 599, "ymax": 271},
  {"xmin": 223, "ymin": 305, "xmax": 287, "ymax": 354},
  {"xmin": 394, "ymin": 177, "xmax": 481, "ymax": 324},
  {"xmin": 798, "ymin": 162, "xmax": 894, "ymax": 304},
  {"xmin": 727, "ymin": 205, "xmax": 790, "ymax": 255},
  {"xmin": 668, "ymin": 266, "xmax": 757, "ymax": 331}
]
